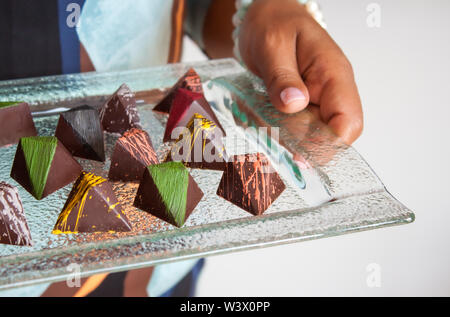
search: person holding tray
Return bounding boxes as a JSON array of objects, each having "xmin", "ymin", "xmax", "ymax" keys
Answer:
[{"xmin": 0, "ymin": 0, "xmax": 363, "ymax": 297}]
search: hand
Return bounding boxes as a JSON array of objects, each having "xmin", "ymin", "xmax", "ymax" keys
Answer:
[{"xmin": 239, "ymin": 0, "xmax": 363, "ymax": 144}]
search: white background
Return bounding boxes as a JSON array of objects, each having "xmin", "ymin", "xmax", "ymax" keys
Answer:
[{"xmin": 181, "ymin": 0, "xmax": 450, "ymax": 296}]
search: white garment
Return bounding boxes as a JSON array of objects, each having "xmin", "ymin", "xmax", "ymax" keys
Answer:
[{"xmin": 77, "ymin": 0, "xmax": 173, "ymax": 72}]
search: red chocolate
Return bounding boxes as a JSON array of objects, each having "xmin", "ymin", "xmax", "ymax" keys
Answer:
[
  {"xmin": 153, "ymin": 68, "xmax": 203, "ymax": 114},
  {"xmin": 163, "ymin": 88, "xmax": 225, "ymax": 142}
]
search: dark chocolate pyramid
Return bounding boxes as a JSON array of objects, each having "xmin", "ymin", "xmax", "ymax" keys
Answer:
[
  {"xmin": 153, "ymin": 68, "xmax": 203, "ymax": 114},
  {"xmin": 100, "ymin": 84, "xmax": 141, "ymax": 134},
  {"xmin": 217, "ymin": 153, "xmax": 286, "ymax": 215},
  {"xmin": 134, "ymin": 162, "xmax": 203, "ymax": 227},
  {"xmin": 166, "ymin": 113, "xmax": 228, "ymax": 170},
  {"xmin": 0, "ymin": 102, "xmax": 37, "ymax": 147},
  {"xmin": 0, "ymin": 182, "xmax": 33, "ymax": 246},
  {"xmin": 55, "ymin": 105, "xmax": 105, "ymax": 162},
  {"xmin": 53, "ymin": 172, "xmax": 132, "ymax": 234},
  {"xmin": 163, "ymin": 88, "xmax": 225, "ymax": 142},
  {"xmin": 11, "ymin": 136, "xmax": 82, "ymax": 200},
  {"xmin": 109, "ymin": 128, "xmax": 159, "ymax": 182}
]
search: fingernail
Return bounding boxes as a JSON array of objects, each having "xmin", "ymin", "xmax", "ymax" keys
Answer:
[{"xmin": 280, "ymin": 87, "xmax": 306, "ymax": 106}]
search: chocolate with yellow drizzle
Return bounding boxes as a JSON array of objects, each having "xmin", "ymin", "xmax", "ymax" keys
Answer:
[
  {"xmin": 166, "ymin": 113, "xmax": 228, "ymax": 170},
  {"xmin": 53, "ymin": 172, "xmax": 132, "ymax": 234}
]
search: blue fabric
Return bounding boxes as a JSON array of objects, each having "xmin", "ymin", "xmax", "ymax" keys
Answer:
[
  {"xmin": 147, "ymin": 259, "xmax": 199, "ymax": 297},
  {"xmin": 57, "ymin": 0, "xmax": 85, "ymax": 74},
  {"xmin": 0, "ymin": 260, "xmax": 205, "ymax": 297},
  {"xmin": 160, "ymin": 259, "xmax": 205, "ymax": 297}
]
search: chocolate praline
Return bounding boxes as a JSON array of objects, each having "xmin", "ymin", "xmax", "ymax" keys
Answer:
[
  {"xmin": 0, "ymin": 102, "xmax": 37, "ymax": 147},
  {"xmin": 0, "ymin": 182, "xmax": 33, "ymax": 246},
  {"xmin": 217, "ymin": 153, "xmax": 286, "ymax": 215},
  {"xmin": 153, "ymin": 68, "xmax": 203, "ymax": 114}
]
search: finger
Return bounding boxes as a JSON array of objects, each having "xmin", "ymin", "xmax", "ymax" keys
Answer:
[
  {"xmin": 291, "ymin": 16, "xmax": 363, "ymax": 143},
  {"xmin": 256, "ymin": 33, "xmax": 310, "ymax": 113},
  {"xmin": 317, "ymin": 74, "xmax": 363, "ymax": 144}
]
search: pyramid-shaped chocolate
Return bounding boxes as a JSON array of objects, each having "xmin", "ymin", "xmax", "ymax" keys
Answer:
[
  {"xmin": 166, "ymin": 113, "xmax": 228, "ymax": 170},
  {"xmin": 134, "ymin": 162, "xmax": 203, "ymax": 227},
  {"xmin": 217, "ymin": 153, "xmax": 286, "ymax": 215},
  {"xmin": 0, "ymin": 102, "xmax": 37, "ymax": 147},
  {"xmin": 11, "ymin": 136, "xmax": 82, "ymax": 200},
  {"xmin": 153, "ymin": 68, "xmax": 203, "ymax": 114},
  {"xmin": 163, "ymin": 88, "xmax": 225, "ymax": 142},
  {"xmin": 55, "ymin": 105, "xmax": 105, "ymax": 162},
  {"xmin": 100, "ymin": 84, "xmax": 141, "ymax": 134},
  {"xmin": 109, "ymin": 128, "xmax": 159, "ymax": 182},
  {"xmin": 53, "ymin": 172, "xmax": 132, "ymax": 234},
  {"xmin": 0, "ymin": 182, "xmax": 33, "ymax": 246}
]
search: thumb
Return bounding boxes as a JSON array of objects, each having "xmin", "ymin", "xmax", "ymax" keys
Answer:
[{"xmin": 257, "ymin": 40, "xmax": 310, "ymax": 113}]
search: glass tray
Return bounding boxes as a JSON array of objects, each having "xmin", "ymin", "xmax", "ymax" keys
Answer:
[{"xmin": 0, "ymin": 59, "xmax": 414, "ymax": 290}]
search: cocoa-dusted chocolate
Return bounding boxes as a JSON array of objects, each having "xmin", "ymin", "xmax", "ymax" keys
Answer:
[
  {"xmin": 108, "ymin": 128, "xmax": 159, "ymax": 182},
  {"xmin": 163, "ymin": 88, "xmax": 225, "ymax": 142},
  {"xmin": 153, "ymin": 68, "xmax": 203, "ymax": 114},
  {"xmin": 217, "ymin": 153, "xmax": 286, "ymax": 215},
  {"xmin": 0, "ymin": 102, "xmax": 37, "ymax": 147},
  {"xmin": 53, "ymin": 172, "xmax": 132, "ymax": 234},
  {"xmin": 100, "ymin": 84, "xmax": 141, "ymax": 134},
  {"xmin": 166, "ymin": 113, "xmax": 227, "ymax": 171},
  {"xmin": 55, "ymin": 105, "xmax": 105, "ymax": 162},
  {"xmin": 0, "ymin": 182, "xmax": 33, "ymax": 246},
  {"xmin": 10, "ymin": 136, "xmax": 82, "ymax": 200},
  {"xmin": 134, "ymin": 162, "xmax": 203, "ymax": 228}
]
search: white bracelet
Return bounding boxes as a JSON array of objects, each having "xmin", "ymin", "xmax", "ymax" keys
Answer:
[{"xmin": 232, "ymin": 0, "xmax": 327, "ymax": 64}]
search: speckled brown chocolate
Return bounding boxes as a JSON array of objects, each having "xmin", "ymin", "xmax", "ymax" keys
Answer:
[{"xmin": 100, "ymin": 84, "xmax": 141, "ymax": 134}]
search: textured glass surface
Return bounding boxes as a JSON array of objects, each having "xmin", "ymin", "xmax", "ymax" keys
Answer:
[{"xmin": 0, "ymin": 59, "xmax": 414, "ymax": 289}]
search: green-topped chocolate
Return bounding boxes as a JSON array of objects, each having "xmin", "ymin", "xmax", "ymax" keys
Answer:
[
  {"xmin": 11, "ymin": 136, "xmax": 82, "ymax": 200},
  {"xmin": 134, "ymin": 162, "xmax": 203, "ymax": 227},
  {"xmin": 149, "ymin": 162, "xmax": 189, "ymax": 226},
  {"xmin": 20, "ymin": 137, "xmax": 58, "ymax": 200},
  {"xmin": 0, "ymin": 102, "xmax": 22, "ymax": 109},
  {"xmin": 0, "ymin": 102, "xmax": 37, "ymax": 147}
]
